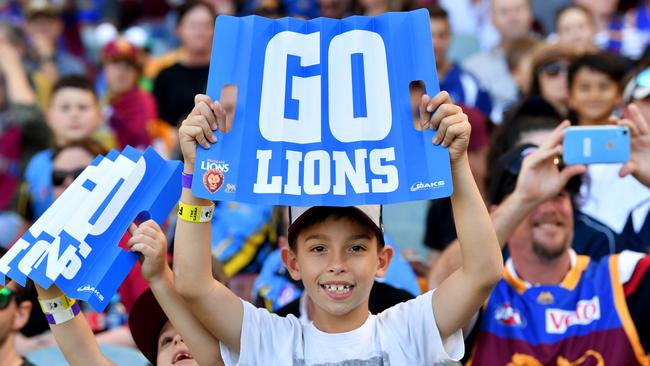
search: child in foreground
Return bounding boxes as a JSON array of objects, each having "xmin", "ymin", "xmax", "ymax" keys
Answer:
[
  {"xmin": 34, "ymin": 220, "xmax": 223, "ymax": 366},
  {"xmin": 173, "ymin": 91, "xmax": 503, "ymax": 364}
]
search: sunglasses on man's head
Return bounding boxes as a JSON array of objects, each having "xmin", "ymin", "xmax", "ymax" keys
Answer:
[
  {"xmin": 51, "ymin": 168, "xmax": 85, "ymax": 187},
  {"xmin": 540, "ymin": 61, "xmax": 569, "ymax": 76},
  {"xmin": 0, "ymin": 287, "xmax": 14, "ymax": 310}
]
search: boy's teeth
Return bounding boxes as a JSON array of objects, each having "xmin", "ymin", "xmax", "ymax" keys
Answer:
[{"xmin": 324, "ymin": 284, "xmax": 350, "ymax": 293}]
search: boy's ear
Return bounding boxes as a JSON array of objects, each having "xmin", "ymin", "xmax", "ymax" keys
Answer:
[
  {"xmin": 13, "ymin": 300, "xmax": 32, "ymax": 331},
  {"xmin": 93, "ymin": 104, "xmax": 104, "ymax": 125},
  {"xmin": 280, "ymin": 246, "xmax": 302, "ymax": 281},
  {"xmin": 614, "ymin": 93, "xmax": 623, "ymax": 108},
  {"xmin": 45, "ymin": 109, "xmax": 53, "ymax": 127},
  {"xmin": 375, "ymin": 245, "xmax": 394, "ymax": 278},
  {"xmin": 278, "ymin": 235, "xmax": 289, "ymax": 250},
  {"xmin": 568, "ymin": 90, "xmax": 578, "ymax": 110}
]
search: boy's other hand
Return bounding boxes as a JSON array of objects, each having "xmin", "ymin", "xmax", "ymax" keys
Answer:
[
  {"xmin": 178, "ymin": 94, "xmax": 228, "ymax": 172},
  {"xmin": 419, "ymin": 91, "xmax": 471, "ymax": 166},
  {"xmin": 617, "ymin": 103, "xmax": 650, "ymax": 188},
  {"xmin": 127, "ymin": 220, "xmax": 169, "ymax": 284}
]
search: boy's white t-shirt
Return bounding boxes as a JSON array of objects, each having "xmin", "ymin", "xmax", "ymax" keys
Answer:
[{"xmin": 219, "ymin": 290, "xmax": 464, "ymax": 365}]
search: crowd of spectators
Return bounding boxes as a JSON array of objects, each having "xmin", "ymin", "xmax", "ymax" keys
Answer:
[{"xmin": 0, "ymin": 0, "xmax": 649, "ymax": 364}]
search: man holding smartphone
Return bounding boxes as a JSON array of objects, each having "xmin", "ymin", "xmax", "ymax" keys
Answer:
[{"xmin": 428, "ymin": 107, "xmax": 650, "ymax": 365}]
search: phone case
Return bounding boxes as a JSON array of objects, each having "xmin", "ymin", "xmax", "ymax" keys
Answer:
[{"xmin": 563, "ymin": 126, "xmax": 630, "ymax": 164}]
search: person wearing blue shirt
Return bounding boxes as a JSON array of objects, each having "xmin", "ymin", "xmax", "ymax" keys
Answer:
[{"xmin": 428, "ymin": 5, "xmax": 492, "ymax": 122}]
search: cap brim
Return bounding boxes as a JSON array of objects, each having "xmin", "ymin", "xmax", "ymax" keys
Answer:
[
  {"xmin": 26, "ymin": 8, "xmax": 60, "ymax": 18},
  {"xmin": 128, "ymin": 289, "xmax": 168, "ymax": 363}
]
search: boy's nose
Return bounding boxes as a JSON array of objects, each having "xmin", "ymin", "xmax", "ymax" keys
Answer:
[
  {"xmin": 327, "ymin": 255, "xmax": 348, "ymax": 273},
  {"xmin": 328, "ymin": 264, "xmax": 346, "ymax": 274}
]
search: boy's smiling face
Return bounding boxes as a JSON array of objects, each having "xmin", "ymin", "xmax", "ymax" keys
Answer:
[
  {"xmin": 282, "ymin": 215, "xmax": 393, "ymax": 332},
  {"xmin": 569, "ymin": 67, "xmax": 621, "ymax": 125}
]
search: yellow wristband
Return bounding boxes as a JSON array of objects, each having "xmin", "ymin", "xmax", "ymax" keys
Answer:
[{"xmin": 177, "ymin": 201, "xmax": 214, "ymax": 223}]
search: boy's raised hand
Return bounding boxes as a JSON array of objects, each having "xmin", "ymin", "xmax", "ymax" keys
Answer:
[
  {"xmin": 127, "ymin": 220, "xmax": 169, "ymax": 284},
  {"xmin": 419, "ymin": 91, "xmax": 471, "ymax": 166},
  {"xmin": 178, "ymin": 94, "xmax": 229, "ymax": 169}
]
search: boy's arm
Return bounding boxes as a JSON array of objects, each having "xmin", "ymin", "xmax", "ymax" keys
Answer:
[
  {"xmin": 149, "ymin": 269, "xmax": 224, "ymax": 366},
  {"xmin": 128, "ymin": 220, "xmax": 224, "ymax": 365},
  {"xmin": 34, "ymin": 285, "xmax": 115, "ymax": 366},
  {"xmin": 173, "ymin": 94, "xmax": 244, "ymax": 352},
  {"xmin": 431, "ymin": 155, "xmax": 503, "ymax": 340},
  {"xmin": 419, "ymin": 92, "xmax": 502, "ymax": 340}
]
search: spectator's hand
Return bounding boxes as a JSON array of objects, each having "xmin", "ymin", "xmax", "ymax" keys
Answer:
[
  {"xmin": 178, "ymin": 94, "xmax": 228, "ymax": 170},
  {"xmin": 126, "ymin": 220, "xmax": 169, "ymax": 283},
  {"xmin": 514, "ymin": 121, "xmax": 587, "ymax": 205},
  {"xmin": 617, "ymin": 103, "xmax": 650, "ymax": 188},
  {"xmin": 419, "ymin": 91, "xmax": 470, "ymax": 166}
]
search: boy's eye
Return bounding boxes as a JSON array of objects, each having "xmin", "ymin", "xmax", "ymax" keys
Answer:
[
  {"xmin": 310, "ymin": 245, "xmax": 326, "ymax": 253},
  {"xmin": 160, "ymin": 336, "xmax": 173, "ymax": 347},
  {"xmin": 350, "ymin": 245, "xmax": 366, "ymax": 252}
]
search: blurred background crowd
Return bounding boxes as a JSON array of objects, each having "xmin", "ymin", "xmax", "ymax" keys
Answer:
[{"xmin": 0, "ymin": 0, "xmax": 649, "ymax": 364}]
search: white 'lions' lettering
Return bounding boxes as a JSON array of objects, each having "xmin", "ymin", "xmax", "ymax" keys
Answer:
[{"xmin": 253, "ymin": 148, "xmax": 397, "ymax": 195}]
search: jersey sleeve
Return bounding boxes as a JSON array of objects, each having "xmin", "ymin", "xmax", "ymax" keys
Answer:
[
  {"xmin": 620, "ymin": 252, "xmax": 650, "ymax": 353},
  {"xmin": 376, "ymin": 290, "xmax": 465, "ymax": 363},
  {"xmin": 219, "ymin": 299, "xmax": 300, "ymax": 365}
]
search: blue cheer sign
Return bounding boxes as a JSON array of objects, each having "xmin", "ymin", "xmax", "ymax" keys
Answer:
[
  {"xmin": 0, "ymin": 147, "xmax": 182, "ymax": 311},
  {"xmin": 192, "ymin": 9, "xmax": 453, "ymax": 205}
]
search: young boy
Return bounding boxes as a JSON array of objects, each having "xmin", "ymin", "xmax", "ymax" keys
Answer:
[
  {"xmin": 101, "ymin": 37, "xmax": 156, "ymax": 150},
  {"xmin": 21, "ymin": 75, "xmax": 105, "ymax": 220},
  {"xmin": 567, "ymin": 51, "xmax": 628, "ymax": 125},
  {"xmin": 33, "ymin": 220, "xmax": 223, "ymax": 366},
  {"xmin": 173, "ymin": 91, "xmax": 503, "ymax": 364}
]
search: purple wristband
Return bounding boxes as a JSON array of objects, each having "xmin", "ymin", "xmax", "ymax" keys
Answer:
[{"xmin": 182, "ymin": 172, "xmax": 193, "ymax": 189}]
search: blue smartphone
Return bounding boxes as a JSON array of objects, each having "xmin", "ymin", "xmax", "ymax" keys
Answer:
[{"xmin": 563, "ymin": 126, "xmax": 630, "ymax": 165}]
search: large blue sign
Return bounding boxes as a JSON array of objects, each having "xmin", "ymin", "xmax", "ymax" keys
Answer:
[
  {"xmin": 0, "ymin": 147, "xmax": 182, "ymax": 311},
  {"xmin": 193, "ymin": 9, "xmax": 453, "ymax": 205}
]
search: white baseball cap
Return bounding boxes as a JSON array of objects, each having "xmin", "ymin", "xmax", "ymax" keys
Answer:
[
  {"xmin": 288, "ymin": 205, "xmax": 383, "ymax": 239},
  {"xmin": 623, "ymin": 67, "xmax": 650, "ymax": 103}
]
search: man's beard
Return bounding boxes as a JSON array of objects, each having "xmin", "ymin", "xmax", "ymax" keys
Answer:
[{"xmin": 531, "ymin": 240, "xmax": 567, "ymax": 263}]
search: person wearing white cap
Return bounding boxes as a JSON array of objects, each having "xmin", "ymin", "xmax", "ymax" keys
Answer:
[
  {"xmin": 624, "ymin": 66, "xmax": 650, "ymax": 122},
  {"xmin": 172, "ymin": 90, "xmax": 503, "ymax": 365}
]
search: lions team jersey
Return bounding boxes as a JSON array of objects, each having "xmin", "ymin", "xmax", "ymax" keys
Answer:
[{"xmin": 468, "ymin": 251, "xmax": 648, "ymax": 365}]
